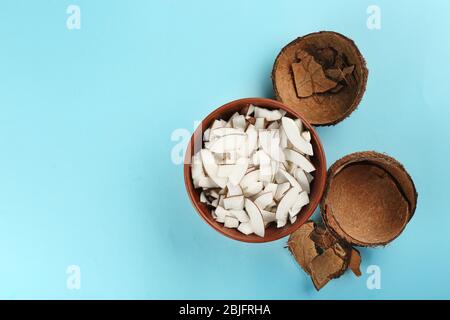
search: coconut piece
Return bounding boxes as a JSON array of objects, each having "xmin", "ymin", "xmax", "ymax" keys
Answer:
[
  {"xmin": 281, "ymin": 117, "xmax": 313, "ymax": 156},
  {"xmin": 245, "ymin": 125, "xmax": 258, "ymax": 156},
  {"xmin": 322, "ymin": 151, "xmax": 417, "ymax": 246},
  {"xmin": 309, "ymin": 247, "xmax": 346, "ymax": 291},
  {"xmin": 200, "ymin": 192, "xmax": 207, "ymax": 203},
  {"xmin": 228, "ymin": 157, "xmax": 249, "ymax": 185},
  {"xmin": 228, "ymin": 210, "xmax": 250, "ymax": 223},
  {"xmin": 209, "ymin": 189, "xmax": 219, "ymax": 199},
  {"xmin": 198, "ymin": 177, "xmax": 219, "ymax": 188},
  {"xmin": 274, "ymin": 182, "xmax": 290, "ymax": 201},
  {"xmin": 215, "ymin": 206, "xmax": 229, "ymax": 223},
  {"xmin": 217, "ymin": 165, "xmax": 236, "ymax": 178},
  {"xmin": 256, "ymin": 150, "xmax": 272, "ymax": 182},
  {"xmin": 254, "ymin": 118, "xmax": 267, "ymax": 130},
  {"xmin": 224, "ymin": 216, "xmax": 239, "ymax": 228},
  {"xmin": 214, "ymin": 152, "xmax": 237, "ymax": 165},
  {"xmin": 261, "ymin": 210, "xmax": 277, "ymax": 225},
  {"xmin": 272, "ymin": 31, "xmax": 369, "ymax": 126},
  {"xmin": 274, "ymin": 170, "xmax": 288, "ymax": 184},
  {"xmin": 225, "ymin": 112, "xmax": 240, "ymax": 128},
  {"xmin": 209, "ymin": 134, "xmax": 247, "ymax": 153},
  {"xmin": 240, "ymin": 104, "xmax": 255, "ymax": 117},
  {"xmin": 203, "ymin": 128, "xmax": 211, "ymax": 142},
  {"xmin": 301, "ymin": 131, "xmax": 311, "ymax": 142},
  {"xmin": 259, "ymin": 130, "xmax": 285, "ymax": 162},
  {"xmin": 200, "ymin": 149, "xmax": 227, "ymax": 188},
  {"xmin": 293, "ymin": 168, "xmax": 310, "ymax": 193},
  {"xmin": 191, "ymin": 153, "xmax": 207, "ymax": 188},
  {"xmin": 276, "ymin": 187, "xmax": 300, "ymax": 228},
  {"xmin": 237, "ymin": 222, "xmax": 253, "ymax": 235},
  {"xmin": 287, "ymin": 221, "xmax": 318, "ymax": 274},
  {"xmin": 279, "ymin": 125, "xmax": 288, "ymax": 149},
  {"xmin": 210, "ymin": 119, "xmax": 226, "ymax": 130},
  {"xmin": 289, "ymin": 191, "xmax": 309, "ymax": 218},
  {"xmin": 254, "ymin": 107, "xmax": 283, "ymax": 121},
  {"xmin": 267, "ymin": 121, "xmax": 280, "ymax": 130},
  {"xmin": 305, "ymin": 171, "xmax": 314, "ymax": 183},
  {"xmin": 240, "ymin": 169, "xmax": 259, "ymax": 189},
  {"xmin": 244, "ymin": 199, "xmax": 265, "ymax": 237},
  {"xmin": 218, "ymin": 195, "xmax": 225, "ymax": 207},
  {"xmin": 242, "ymin": 181, "xmax": 263, "ymax": 197},
  {"xmin": 226, "ymin": 183, "xmax": 243, "ymax": 197},
  {"xmin": 263, "ymin": 183, "xmax": 278, "ymax": 197},
  {"xmin": 348, "ymin": 248, "xmax": 362, "ymax": 277},
  {"xmin": 223, "ymin": 195, "xmax": 244, "ymax": 210},
  {"xmin": 232, "ymin": 115, "xmax": 246, "ymax": 129},
  {"xmin": 254, "ymin": 192, "xmax": 273, "ymax": 210},
  {"xmin": 278, "ymin": 168, "xmax": 302, "ymax": 190},
  {"xmin": 284, "ymin": 149, "xmax": 315, "ymax": 173},
  {"xmin": 211, "ymin": 127, "xmax": 245, "ymax": 138}
]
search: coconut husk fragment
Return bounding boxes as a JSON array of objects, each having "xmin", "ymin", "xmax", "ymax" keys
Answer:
[
  {"xmin": 348, "ymin": 248, "xmax": 362, "ymax": 277},
  {"xmin": 272, "ymin": 31, "xmax": 368, "ymax": 126},
  {"xmin": 287, "ymin": 221, "xmax": 318, "ymax": 274},
  {"xmin": 288, "ymin": 221, "xmax": 359, "ymax": 290},
  {"xmin": 309, "ymin": 223, "xmax": 336, "ymax": 250},
  {"xmin": 309, "ymin": 247, "xmax": 346, "ymax": 290}
]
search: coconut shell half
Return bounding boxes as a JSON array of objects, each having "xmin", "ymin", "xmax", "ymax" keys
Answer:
[
  {"xmin": 272, "ymin": 31, "xmax": 368, "ymax": 126},
  {"xmin": 321, "ymin": 151, "xmax": 418, "ymax": 247}
]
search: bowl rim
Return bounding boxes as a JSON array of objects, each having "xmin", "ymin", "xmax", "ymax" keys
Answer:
[{"xmin": 183, "ymin": 97, "xmax": 327, "ymax": 243}]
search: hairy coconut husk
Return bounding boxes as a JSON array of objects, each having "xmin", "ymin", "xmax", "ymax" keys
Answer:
[{"xmin": 272, "ymin": 31, "xmax": 368, "ymax": 126}]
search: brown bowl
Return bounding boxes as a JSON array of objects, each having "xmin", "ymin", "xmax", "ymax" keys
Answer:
[
  {"xmin": 321, "ymin": 151, "xmax": 418, "ymax": 247},
  {"xmin": 272, "ymin": 31, "xmax": 368, "ymax": 126},
  {"xmin": 184, "ymin": 98, "xmax": 327, "ymax": 243}
]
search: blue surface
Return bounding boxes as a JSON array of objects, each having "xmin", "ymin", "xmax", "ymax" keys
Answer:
[{"xmin": 0, "ymin": 0, "xmax": 448, "ymax": 299}]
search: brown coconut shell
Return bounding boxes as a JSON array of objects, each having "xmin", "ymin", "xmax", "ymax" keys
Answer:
[
  {"xmin": 287, "ymin": 221, "xmax": 318, "ymax": 275},
  {"xmin": 272, "ymin": 31, "xmax": 368, "ymax": 126},
  {"xmin": 289, "ymin": 221, "xmax": 355, "ymax": 290},
  {"xmin": 321, "ymin": 151, "xmax": 418, "ymax": 247}
]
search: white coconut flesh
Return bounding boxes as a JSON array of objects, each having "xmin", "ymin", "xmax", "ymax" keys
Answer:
[{"xmin": 191, "ymin": 105, "xmax": 314, "ymax": 237}]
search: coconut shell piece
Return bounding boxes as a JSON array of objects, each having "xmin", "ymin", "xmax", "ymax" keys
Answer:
[
  {"xmin": 309, "ymin": 223, "xmax": 337, "ymax": 250},
  {"xmin": 288, "ymin": 221, "xmax": 318, "ymax": 274},
  {"xmin": 309, "ymin": 247, "xmax": 346, "ymax": 290},
  {"xmin": 272, "ymin": 31, "xmax": 368, "ymax": 126},
  {"xmin": 348, "ymin": 248, "xmax": 362, "ymax": 277},
  {"xmin": 289, "ymin": 221, "xmax": 360, "ymax": 290},
  {"xmin": 321, "ymin": 151, "xmax": 418, "ymax": 247}
]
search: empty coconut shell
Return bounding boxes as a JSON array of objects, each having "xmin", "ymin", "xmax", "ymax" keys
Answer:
[
  {"xmin": 272, "ymin": 31, "xmax": 368, "ymax": 126},
  {"xmin": 321, "ymin": 151, "xmax": 418, "ymax": 247}
]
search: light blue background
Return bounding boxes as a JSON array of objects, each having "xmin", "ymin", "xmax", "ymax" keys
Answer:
[{"xmin": 0, "ymin": 0, "xmax": 448, "ymax": 299}]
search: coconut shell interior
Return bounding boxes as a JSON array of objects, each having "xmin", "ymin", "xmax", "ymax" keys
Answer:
[
  {"xmin": 322, "ymin": 151, "xmax": 418, "ymax": 246},
  {"xmin": 272, "ymin": 31, "xmax": 368, "ymax": 126}
]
